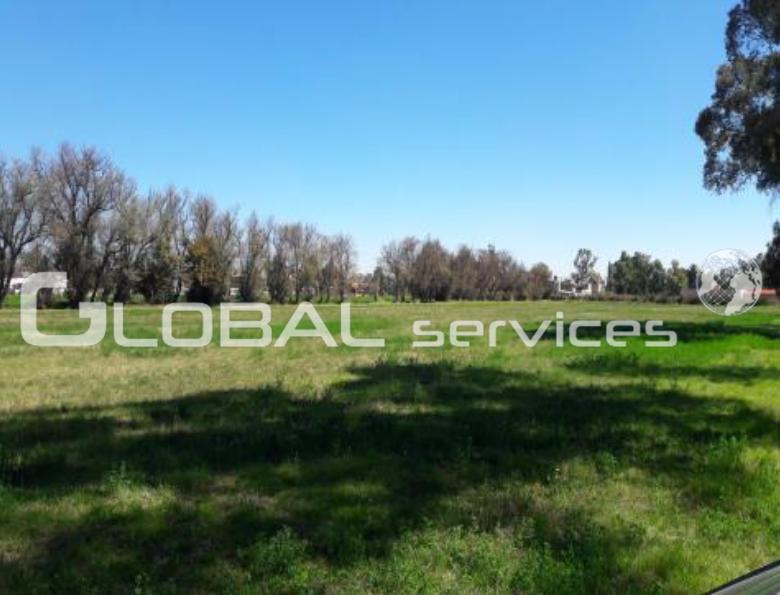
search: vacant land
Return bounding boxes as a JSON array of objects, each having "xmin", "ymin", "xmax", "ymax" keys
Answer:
[{"xmin": 0, "ymin": 301, "xmax": 778, "ymax": 593}]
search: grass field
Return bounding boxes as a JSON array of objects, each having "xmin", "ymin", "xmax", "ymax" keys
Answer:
[{"xmin": 0, "ymin": 300, "xmax": 779, "ymax": 593}]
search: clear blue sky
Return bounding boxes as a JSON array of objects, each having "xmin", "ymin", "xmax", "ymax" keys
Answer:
[{"xmin": 1, "ymin": 1, "xmax": 777, "ymax": 275}]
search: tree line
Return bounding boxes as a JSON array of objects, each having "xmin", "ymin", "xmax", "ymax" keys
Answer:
[
  {"xmin": 3, "ymin": 144, "xmax": 777, "ymax": 309},
  {"xmin": 606, "ymin": 252, "xmax": 697, "ymax": 297},
  {"xmin": 375, "ymin": 239, "xmax": 555, "ymax": 302},
  {"xmin": 0, "ymin": 144, "xmax": 559, "ymax": 307},
  {"xmin": 0, "ymin": 144, "xmax": 356, "ymax": 307}
]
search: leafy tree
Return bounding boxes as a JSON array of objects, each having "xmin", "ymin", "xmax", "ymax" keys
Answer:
[
  {"xmin": 184, "ymin": 197, "xmax": 237, "ymax": 305},
  {"xmin": 666, "ymin": 260, "xmax": 689, "ymax": 295},
  {"xmin": 687, "ymin": 264, "xmax": 700, "ymax": 290},
  {"xmin": 762, "ymin": 221, "xmax": 780, "ymax": 294},
  {"xmin": 267, "ymin": 250, "xmax": 290, "ymax": 303},
  {"xmin": 607, "ymin": 251, "xmax": 687, "ymax": 297},
  {"xmin": 647, "ymin": 259, "xmax": 669, "ymax": 295},
  {"xmin": 527, "ymin": 262, "xmax": 553, "ymax": 300},
  {"xmin": 185, "ymin": 236, "xmax": 225, "ymax": 304},
  {"xmin": 572, "ymin": 248, "xmax": 598, "ymax": 291},
  {"xmin": 696, "ymin": 1, "xmax": 780, "ymax": 194}
]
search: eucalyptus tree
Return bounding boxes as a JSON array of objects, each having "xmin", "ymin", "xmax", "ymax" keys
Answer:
[{"xmin": 697, "ymin": 0, "xmax": 780, "ymax": 195}]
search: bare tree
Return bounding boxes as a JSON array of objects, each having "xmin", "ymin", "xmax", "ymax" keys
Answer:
[
  {"xmin": 332, "ymin": 234, "xmax": 356, "ymax": 302},
  {"xmin": 189, "ymin": 194, "xmax": 217, "ymax": 239},
  {"xmin": 411, "ymin": 238, "xmax": 451, "ymax": 302},
  {"xmin": 379, "ymin": 240, "xmax": 403, "ymax": 301},
  {"xmin": 267, "ymin": 247, "xmax": 290, "ymax": 304},
  {"xmin": 276, "ymin": 223, "xmax": 319, "ymax": 301},
  {"xmin": 41, "ymin": 144, "xmax": 132, "ymax": 305},
  {"xmin": 137, "ymin": 187, "xmax": 187, "ymax": 303},
  {"xmin": 90, "ymin": 185, "xmax": 155, "ymax": 302},
  {"xmin": 450, "ymin": 245, "xmax": 478, "ymax": 300},
  {"xmin": 371, "ymin": 265, "xmax": 386, "ymax": 299},
  {"xmin": 0, "ymin": 157, "xmax": 46, "ymax": 306},
  {"xmin": 238, "ymin": 212, "xmax": 270, "ymax": 301},
  {"xmin": 398, "ymin": 237, "xmax": 420, "ymax": 302},
  {"xmin": 316, "ymin": 235, "xmax": 337, "ymax": 302},
  {"xmin": 380, "ymin": 236, "xmax": 419, "ymax": 302},
  {"xmin": 214, "ymin": 208, "xmax": 240, "ymax": 275},
  {"xmin": 110, "ymin": 193, "xmax": 162, "ymax": 302},
  {"xmin": 476, "ymin": 245, "xmax": 502, "ymax": 300}
]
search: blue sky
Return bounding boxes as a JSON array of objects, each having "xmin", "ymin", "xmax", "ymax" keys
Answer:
[{"xmin": 1, "ymin": 1, "xmax": 778, "ymax": 275}]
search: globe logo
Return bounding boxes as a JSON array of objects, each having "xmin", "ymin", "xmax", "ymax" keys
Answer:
[{"xmin": 697, "ymin": 249, "xmax": 763, "ymax": 316}]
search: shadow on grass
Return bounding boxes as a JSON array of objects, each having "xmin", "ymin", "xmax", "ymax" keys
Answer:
[
  {"xmin": 0, "ymin": 358, "xmax": 778, "ymax": 592},
  {"xmin": 646, "ymin": 319, "xmax": 780, "ymax": 342},
  {"xmin": 566, "ymin": 352, "xmax": 780, "ymax": 383},
  {"xmin": 522, "ymin": 319, "xmax": 780, "ymax": 344}
]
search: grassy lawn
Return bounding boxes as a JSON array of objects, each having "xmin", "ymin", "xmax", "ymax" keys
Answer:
[{"xmin": 0, "ymin": 301, "xmax": 779, "ymax": 593}]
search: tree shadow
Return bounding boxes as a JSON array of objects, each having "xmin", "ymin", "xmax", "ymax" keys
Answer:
[
  {"xmin": 516, "ymin": 319, "xmax": 780, "ymax": 344},
  {"xmin": 565, "ymin": 352, "xmax": 780, "ymax": 383},
  {"xmin": 661, "ymin": 319, "xmax": 780, "ymax": 342},
  {"xmin": 0, "ymin": 359, "xmax": 778, "ymax": 592}
]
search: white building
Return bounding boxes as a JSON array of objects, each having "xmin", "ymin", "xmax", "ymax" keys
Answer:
[
  {"xmin": 555, "ymin": 276, "xmax": 604, "ymax": 297},
  {"xmin": 8, "ymin": 273, "xmax": 67, "ymax": 295}
]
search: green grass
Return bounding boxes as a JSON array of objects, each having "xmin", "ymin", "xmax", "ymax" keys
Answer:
[
  {"xmin": 2, "ymin": 294, "xmax": 20, "ymax": 309},
  {"xmin": 0, "ymin": 301, "xmax": 779, "ymax": 593}
]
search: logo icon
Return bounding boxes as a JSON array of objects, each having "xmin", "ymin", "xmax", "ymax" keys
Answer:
[{"xmin": 697, "ymin": 249, "xmax": 762, "ymax": 316}]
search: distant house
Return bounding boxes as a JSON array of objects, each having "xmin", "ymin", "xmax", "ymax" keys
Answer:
[
  {"xmin": 228, "ymin": 273, "xmax": 242, "ymax": 298},
  {"xmin": 555, "ymin": 276, "xmax": 604, "ymax": 297},
  {"xmin": 349, "ymin": 281, "xmax": 373, "ymax": 297},
  {"xmin": 8, "ymin": 273, "xmax": 67, "ymax": 295},
  {"xmin": 350, "ymin": 275, "xmax": 374, "ymax": 297},
  {"xmin": 9, "ymin": 277, "xmax": 27, "ymax": 294}
]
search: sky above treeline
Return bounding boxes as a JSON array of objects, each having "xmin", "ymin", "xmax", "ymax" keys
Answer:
[{"xmin": 1, "ymin": 1, "xmax": 778, "ymax": 275}]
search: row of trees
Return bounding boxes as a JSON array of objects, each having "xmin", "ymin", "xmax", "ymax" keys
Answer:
[
  {"xmin": 606, "ymin": 233, "xmax": 780, "ymax": 298},
  {"xmin": 606, "ymin": 253, "xmax": 697, "ymax": 296},
  {"xmin": 4, "ymin": 143, "xmax": 778, "ymax": 308},
  {"xmin": 376, "ymin": 238, "xmax": 555, "ymax": 302},
  {"xmin": 0, "ymin": 144, "xmax": 357, "ymax": 306}
]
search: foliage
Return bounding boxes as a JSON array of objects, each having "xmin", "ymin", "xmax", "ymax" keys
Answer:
[
  {"xmin": 696, "ymin": 0, "xmax": 780, "ymax": 194},
  {"xmin": 410, "ymin": 238, "xmax": 451, "ymax": 301},
  {"xmin": 607, "ymin": 251, "xmax": 695, "ymax": 297},
  {"xmin": 762, "ymin": 221, "xmax": 780, "ymax": 294},
  {"xmin": 185, "ymin": 235, "xmax": 227, "ymax": 305},
  {"xmin": 572, "ymin": 248, "xmax": 598, "ymax": 291},
  {"xmin": 527, "ymin": 262, "xmax": 554, "ymax": 299},
  {"xmin": 267, "ymin": 251, "xmax": 290, "ymax": 304}
]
